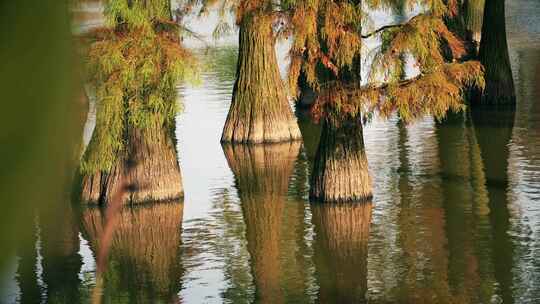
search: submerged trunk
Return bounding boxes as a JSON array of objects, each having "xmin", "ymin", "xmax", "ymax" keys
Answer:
[
  {"xmin": 310, "ymin": 114, "xmax": 372, "ymax": 203},
  {"xmin": 312, "ymin": 202, "xmax": 372, "ymax": 303},
  {"xmin": 221, "ymin": 14, "xmax": 301, "ymax": 143},
  {"xmin": 81, "ymin": 122, "xmax": 183, "ymax": 205},
  {"xmin": 477, "ymin": 0, "xmax": 516, "ymax": 105},
  {"xmin": 222, "ymin": 142, "xmax": 300, "ymax": 303}
]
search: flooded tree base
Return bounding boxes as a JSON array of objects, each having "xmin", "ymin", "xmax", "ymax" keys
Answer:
[
  {"xmin": 221, "ymin": 14, "xmax": 301, "ymax": 144},
  {"xmin": 310, "ymin": 115, "xmax": 373, "ymax": 203},
  {"xmin": 81, "ymin": 124, "xmax": 183, "ymax": 205}
]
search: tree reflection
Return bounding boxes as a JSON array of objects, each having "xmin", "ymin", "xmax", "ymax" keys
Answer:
[
  {"xmin": 222, "ymin": 142, "xmax": 301, "ymax": 303},
  {"xmin": 80, "ymin": 202, "xmax": 184, "ymax": 303},
  {"xmin": 471, "ymin": 107, "xmax": 516, "ymax": 304},
  {"xmin": 40, "ymin": 205, "xmax": 83, "ymax": 303},
  {"xmin": 311, "ymin": 202, "xmax": 372, "ymax": 304}
]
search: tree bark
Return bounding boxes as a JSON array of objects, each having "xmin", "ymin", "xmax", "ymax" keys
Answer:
[
  {"xmin": 465, "ymin": 0, "xmax": 485, "ymax": 52},
  {"xmin": 312, "ymin": 202, "xmax": 372, "ymax": 303},
  {"xmin": 476, "ymin": 0, "xmax": 516, "ymax": 105},
  {"xmin": 221, "ymin": 14, "xmax": 301, "ymax": 143},
  {"xmin": 81, "ymin": 121, "xmax": 183, "ymax": 205},
  {"xmin": 310, "ymin": 114, "xmax": 373, "ymax": 203}
]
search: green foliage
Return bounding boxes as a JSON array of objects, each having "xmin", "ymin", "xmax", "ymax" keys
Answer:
[
  {"xmin": 104, "ymin": 0, "xmax": 170, "ymax": 29},
  {"xmin": 81, "ymin": 0, "xmax": 198, "ymax": 174}
]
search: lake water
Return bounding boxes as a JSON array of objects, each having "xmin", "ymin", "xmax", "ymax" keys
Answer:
[{"xmin": 2, "ymin": 1, "xmax": 540, "ymax": 303}]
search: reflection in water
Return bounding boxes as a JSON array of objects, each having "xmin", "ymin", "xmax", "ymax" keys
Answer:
[
  {"xmin": 222, "ymin": 142, "xmax": 301, "ymax": 303},
  {"xmin": 311, "ymin": 202, "xmax": 371, "ymax": 303},
  {"xmin": 81, "ymin": 202, "xmax": 184, "ymax": 303},
  {"xmin": 5, "ymin": 1, "xmax": 540, "ymax": 301},
  {"xmin": 40, "ymin": 205, "xmax": 83, "ymax": 303},
  {"xmin": 16, "ymin": 214, "xmax": 43, "ymax": 304}
]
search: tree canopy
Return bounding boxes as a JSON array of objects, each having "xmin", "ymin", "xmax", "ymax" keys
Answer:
[{"xmin": 288, "ymin": 0, "xmax": 485, "ymax": 122}]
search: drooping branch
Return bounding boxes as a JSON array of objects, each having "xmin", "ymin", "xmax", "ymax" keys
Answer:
[
  {"xmin": 361, "ymin": 22, "xmax": 405, "ymax": 38},
  {"xmin": 311, "ymin": 61, "xmax": 485, "ymax": 122}
]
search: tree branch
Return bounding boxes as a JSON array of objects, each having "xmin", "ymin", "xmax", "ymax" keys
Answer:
[
  {"xmin": 360, "ymin": 13, "xmax": 429, "ymax": 39},
  {"xmin": 361, "ymin": 23, "xmax": 404, "ymax": 38}
]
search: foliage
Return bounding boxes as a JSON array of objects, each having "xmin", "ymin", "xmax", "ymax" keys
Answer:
[
  {"xmin": 312, "ymin": 61, "xmax": 485, "ymax": 122},
  {"xmin": 289, "ymin": 0, "xmax": 484, "ymax": 123},
  {"xmin": 81, "ymin": 0, "xmax": 198, "ymax": 174}
]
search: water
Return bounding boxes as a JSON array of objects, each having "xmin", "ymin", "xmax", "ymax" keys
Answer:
[{"xmin": 3, "ymin": 1, "xmax": 540, "ymax": 303}]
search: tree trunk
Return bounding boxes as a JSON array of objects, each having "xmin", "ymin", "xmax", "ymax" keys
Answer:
[
  {"xmin": 221, "ymin": 14, "xmax": 301, "ymax": 143},
  {"xmin": 312, "ymin": 202, "xmax": 372, "ymax": 303},
  {"xmin": 309, "ymin": 114, "xmax": 372, "ymax": 203},
  {"xmin": 222, "ymin": 142, "xmax": 301, "ymax": 303},
  {"xmin": 477, "ymin": 0, "xmax": 516, "ymax": 105},
  {"xmin": 465, "ymin": 0, "xmax": 485, "ymax": 52},
  {"xmin": 81, "ymin": 122, "xmax": 183, "ymax": 205}
]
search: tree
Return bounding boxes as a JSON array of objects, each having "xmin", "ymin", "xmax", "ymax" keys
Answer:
[
  {"xmin": 289, "ymin": 0, "xmax": 485, "ymax": 202},
  {"xmin": 201, "ymin": 0, "xmax": 302, "ymax": 143},
  {"xmin": 476, "ymin": 0, "xmax": 516, "ymax": 105},
  {"xmin": 79, "ymin": 0, "xmax": 197, "ymax": 204}
]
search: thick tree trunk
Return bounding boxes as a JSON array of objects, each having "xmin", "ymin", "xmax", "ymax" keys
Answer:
[
  {"xmin": 312, "ymin": 202, "xmax": 372, "ymax": 303},
  {"xmin": 81, "ymin": 122, "xmax": 183, "ymax": 205},
  {"xmin": 477, "ymin": 0, "xmax": 516, "ymax": 105},
  {"xmin": 81, "ymin": 202, "xmax": 184, "ymax": 302},
  {"xmin": 222, "ymin": 142, "xmax": 301, "ymax": 303},
  {"xmin": 309, "ymin": 114, "xmax": 372, "ymax": 203},
  {"xmin": 465, "ymin": 0, "xmax": 485, "ymax": 52},
  {"xmin": 221, "ymin": 14, "xmax": 301, "ymax": 143}
]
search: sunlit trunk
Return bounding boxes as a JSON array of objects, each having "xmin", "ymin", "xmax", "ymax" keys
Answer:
[
  {"xmin": 312, "ymin": 202, "xmax": 371, "ymax": 303},
  {"xmin": 81, "ymin": 121, "xmax": 183, "ymax": 205},
  {"xmin": 222, "ymin": 142, "xmax": 300, "ymax": 303},
  {"xmin": 477, "ymin": 0, "xmax": 516, "ymax": 105},
  {"xmin": 221, "ymin": 14, "xmax": 301, "ymax": 143},
  {"xmin": 81, "ymin": 202, "xmax": 184, "ymax": 302},
  {"xmin": 310, "ymin": 114, "xmax": 372, "ymax": 203},
  {"xmin": 465, "ymin": 0, "xmax": 485, "ymax": 52}
]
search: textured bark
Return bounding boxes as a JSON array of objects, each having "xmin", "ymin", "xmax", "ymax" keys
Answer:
[
  {"xmin": 312, "ymin": 202, "xmax": 372, "ymax": 303},
  {"xmin": 81, "ymin": 202, "xmax": 184, "ymax": 302},
  {"xmin": 310, "ymin": 114, "xmax": 373, "ymax": 203},
  {"xmin": 221, "ymin": 14, "xmax": 301, "ymax": 143},
  {"xmin": 81, "ymin": 122, "xmax": 183, "ymax": 205},
  {"xmin": 222, "ymin": 142, "xmax": 301, "ymax": 303},
  {"xmin": 476, "ymin": 0, "xmax": 516, "ymax": 105},
  {"xmin": 465, "ymin": 0, "xmax": 485, "ymax": 51}
]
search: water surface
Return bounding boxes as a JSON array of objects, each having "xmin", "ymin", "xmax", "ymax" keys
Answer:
[{"xmin": 2, "ymin": 1, "xmax": 540, "ymax": 303}]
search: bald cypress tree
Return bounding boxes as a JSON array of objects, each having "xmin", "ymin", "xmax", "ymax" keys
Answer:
[
  {"xmin": 289, "ymin": 0, "xmax": 485, "ymax": 202},
  {"xmin": 80, "ymin": 0, "xmax": 197, "ymax": 204},
  {"xmin": 476, "ymin": 0, "xmax": 516, "ymax": 105},
  {"xmin": 201, "ymin": 0, "xmax": 302, "ymax": 143}
]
